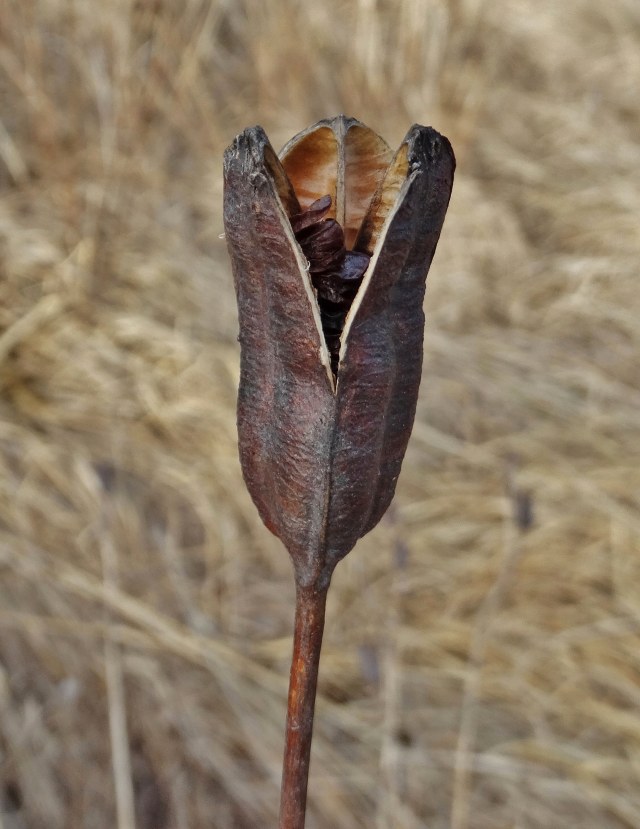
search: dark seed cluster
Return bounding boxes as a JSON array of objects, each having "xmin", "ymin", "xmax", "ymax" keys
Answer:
[{"xmin": 291, "ymin": 195, "xmax": 370, "ymax": 376}]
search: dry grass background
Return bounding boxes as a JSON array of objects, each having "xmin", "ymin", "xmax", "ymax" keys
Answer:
[{"xmin": 0, "ymin": 0, "xmax": 639, "ymax": 827}]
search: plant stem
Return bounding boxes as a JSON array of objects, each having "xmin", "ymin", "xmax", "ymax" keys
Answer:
[{"xmin": 279, "ymin": 582, "xmax": 328, "ymax": 829}]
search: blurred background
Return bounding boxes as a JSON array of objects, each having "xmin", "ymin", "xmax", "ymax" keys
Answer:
[{"xmin": 1, "ymin": 1, "xmax": 639, "ymax": 827}]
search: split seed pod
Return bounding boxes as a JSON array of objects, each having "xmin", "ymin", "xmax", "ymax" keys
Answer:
[{"xmin": 224, "ymin": 117, "xmax": 454, "ymax": 590}]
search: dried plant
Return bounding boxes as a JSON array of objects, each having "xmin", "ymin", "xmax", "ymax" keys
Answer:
[{"xmin": 223, "ymin": 116, "xmax": 455, "ymax": 828}]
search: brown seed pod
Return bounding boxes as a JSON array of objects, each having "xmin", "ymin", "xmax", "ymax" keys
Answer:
[{"xmin": 223, "ymin": 116, "xmax": 455, "ymax": 590}]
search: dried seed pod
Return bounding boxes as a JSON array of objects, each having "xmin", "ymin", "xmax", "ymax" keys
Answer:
[{"xmin": 223, "ymin": 116, "xmax": 455, "ymax": 589}]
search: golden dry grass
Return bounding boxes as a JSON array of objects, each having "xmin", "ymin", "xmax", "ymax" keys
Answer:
[{"xmin": 1, "ymin": 0, "xmax": 639, "ymax": 827}]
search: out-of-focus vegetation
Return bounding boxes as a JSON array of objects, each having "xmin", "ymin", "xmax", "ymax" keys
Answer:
[{"xmin": 1, "ymin": 1, "xmax": 639, "ymax": 826}]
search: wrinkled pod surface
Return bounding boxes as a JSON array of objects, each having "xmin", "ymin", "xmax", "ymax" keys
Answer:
[{"xmin": 224, "ymin": 115, "xmax": 455, "ymax": 590}]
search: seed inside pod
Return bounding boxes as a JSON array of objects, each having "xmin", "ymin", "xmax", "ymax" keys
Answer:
[{"xmin": 291, "ymin": 195, "xmax": 370, "ymax": 376}]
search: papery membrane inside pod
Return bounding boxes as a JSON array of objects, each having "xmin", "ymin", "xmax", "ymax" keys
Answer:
[
  {"xmin": 280, "ymin": 118, "xmax": 395, "ymax": 250},
  {"xmin": 354, "ymin": 142, "xmax": 410, "ymax": 256}
]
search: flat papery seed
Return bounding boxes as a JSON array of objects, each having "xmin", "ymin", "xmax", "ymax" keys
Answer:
[
  {"xmin": 297, "ymin": 216, "xmax": 343, "ymax": 243},
  {"xmin": 308, "ymin": 194, "xmax": 333, "ymax": 212},
  {"xmin": 311, "ymin": 253, "xmax": 369, "ymax": 304},
  {"xmin": 299, "ymin": 237, "xmax": 346, "ymax": 277},
  {"xmin": 290, "ymin": 195, "xmax": 332, "ymax": 233},
  {"xmin": 300, "ymin": 219, "xmax": 344, "ymax": 252},
  {"xmin": 308, "ymin": 255, "xmax": 344, "ymax": 275},
  {"xmin": 341, "ymin": 251, "xmax": 370, "ymax": 282},
  {"xmin": 313, "ymin": 274, "xmax": 360, "ymax": 304}
]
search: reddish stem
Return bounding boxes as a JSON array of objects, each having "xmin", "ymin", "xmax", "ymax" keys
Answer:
[{"xmin": 278, "ymin": 582, "xmax": 328, "ymax": 829}]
